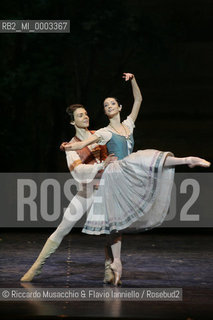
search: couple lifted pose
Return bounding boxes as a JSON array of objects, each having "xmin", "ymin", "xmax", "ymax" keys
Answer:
[{"xmin": 21, "ymin": 73, "xmax": 210, "ymax": 285}]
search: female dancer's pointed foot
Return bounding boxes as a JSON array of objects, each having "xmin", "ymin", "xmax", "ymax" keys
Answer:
[
  {"xmin": 186, "ymin": 157, "xmax": 211, "ymax": 168},
  {"xmin": 110, "ymin": 259, "xmax": 122, "ymax": 286}
]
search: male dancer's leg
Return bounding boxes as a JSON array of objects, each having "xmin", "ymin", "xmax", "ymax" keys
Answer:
[{"xmin": 20, "ymin": 189, "xmax": 94, "ymax": 282}]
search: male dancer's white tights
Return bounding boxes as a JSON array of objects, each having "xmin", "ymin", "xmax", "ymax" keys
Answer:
[
  {"xmin": 20, "ymin": 189, "xmax": 95, "ymax": 282},
  {"xmin": 49, "ymin": 191, "xmax": 94, "ymax": 245}
]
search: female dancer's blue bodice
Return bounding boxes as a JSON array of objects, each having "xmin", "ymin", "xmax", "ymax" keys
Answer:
[{"xmin": 106, "ymin": 132, "xmax": 134, "ymax": 160}]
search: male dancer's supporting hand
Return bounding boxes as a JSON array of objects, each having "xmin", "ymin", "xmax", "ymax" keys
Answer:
[{"xmin": 103, "ymin": 154, "xmax": 117, "ymax": 168}]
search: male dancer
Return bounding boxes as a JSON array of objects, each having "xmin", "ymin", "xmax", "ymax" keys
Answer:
[{"xmin": 21, "ymin": 104, "xmax": 117, "ymax": 283}]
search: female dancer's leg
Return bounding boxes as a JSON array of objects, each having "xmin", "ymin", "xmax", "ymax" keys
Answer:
[{"xmin": 164, "ymin": 156, "xmax": 210, "ymax": 168}]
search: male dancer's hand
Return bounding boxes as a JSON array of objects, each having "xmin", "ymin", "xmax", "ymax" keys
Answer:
[
  {"xmin": 103, "ymin": 154, "xmax": 118, "ymax": 168},
  {"xmin": 60, "ymin": 142, "xmax": 68, "ymax": 151}
]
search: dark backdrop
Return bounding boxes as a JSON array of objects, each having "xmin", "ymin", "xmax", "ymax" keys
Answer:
[{"xmin": 0, "ymin": 0, "xmax": 212, "ymax": 172}]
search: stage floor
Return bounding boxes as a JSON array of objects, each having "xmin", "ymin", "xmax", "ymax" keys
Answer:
[{"xmin": 0, "ymin": 229, "xmax": 213, "ymax": 320}]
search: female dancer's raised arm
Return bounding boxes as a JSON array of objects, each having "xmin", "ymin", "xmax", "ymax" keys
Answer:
[
  {"xmin": 123, "ymin": 73, "xmax": 143, "ymax": 123},
  {"xmin": 62, "ymin": 72, "xmax": 142, "ymax": 151}
]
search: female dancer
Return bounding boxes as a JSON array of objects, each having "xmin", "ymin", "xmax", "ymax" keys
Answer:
[{"xmin": 63, "ymin": 73, "xmax": 210, "ymax": 285}]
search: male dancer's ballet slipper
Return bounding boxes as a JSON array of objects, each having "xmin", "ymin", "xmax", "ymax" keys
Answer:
[{"xmin": 20, "ymin": 238, "xmax": 59, "ymax": 282}]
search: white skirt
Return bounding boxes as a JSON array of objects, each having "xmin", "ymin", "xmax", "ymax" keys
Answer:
[{"xmin": 82, "ymin": 149, "xmax": 175, "ymax": 235}]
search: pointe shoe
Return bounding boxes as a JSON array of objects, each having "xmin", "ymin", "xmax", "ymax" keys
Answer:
[
  {"xmin": 110, "ymin": 259, "xmax": 122, "ymax": 286},
  {"xmin": 187, "ymin": 157, "xmax": 211, "ymax": 168},
  {"xmin": 20, "ymin": 238, "xmax": 59, "ymax": 282},
  {"xmin": 103, "ymin": 259, "xmax": 114, "ymax": 284}
]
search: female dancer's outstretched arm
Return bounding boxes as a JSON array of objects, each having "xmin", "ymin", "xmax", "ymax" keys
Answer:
[{"xmin": 62, "ymin": 133, "xmax": 100, "ymax": 151}]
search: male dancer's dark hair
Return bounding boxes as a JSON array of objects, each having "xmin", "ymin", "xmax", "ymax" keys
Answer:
[{"xmin": 66, "ymin": 104, "xmax": 85, "ymax": 122}]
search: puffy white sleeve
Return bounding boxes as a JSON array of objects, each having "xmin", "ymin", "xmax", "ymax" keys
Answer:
[
  {"xmin": 122, "ymin": 115, "xmax": 135, "ymax": 134},
  {"xmin": 95, "ymin": 128, "xmax": 112, "ymax": 145},
  {"xmin": 66, "ymin": 150, "xmax": 104, "ymax": 183}
]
